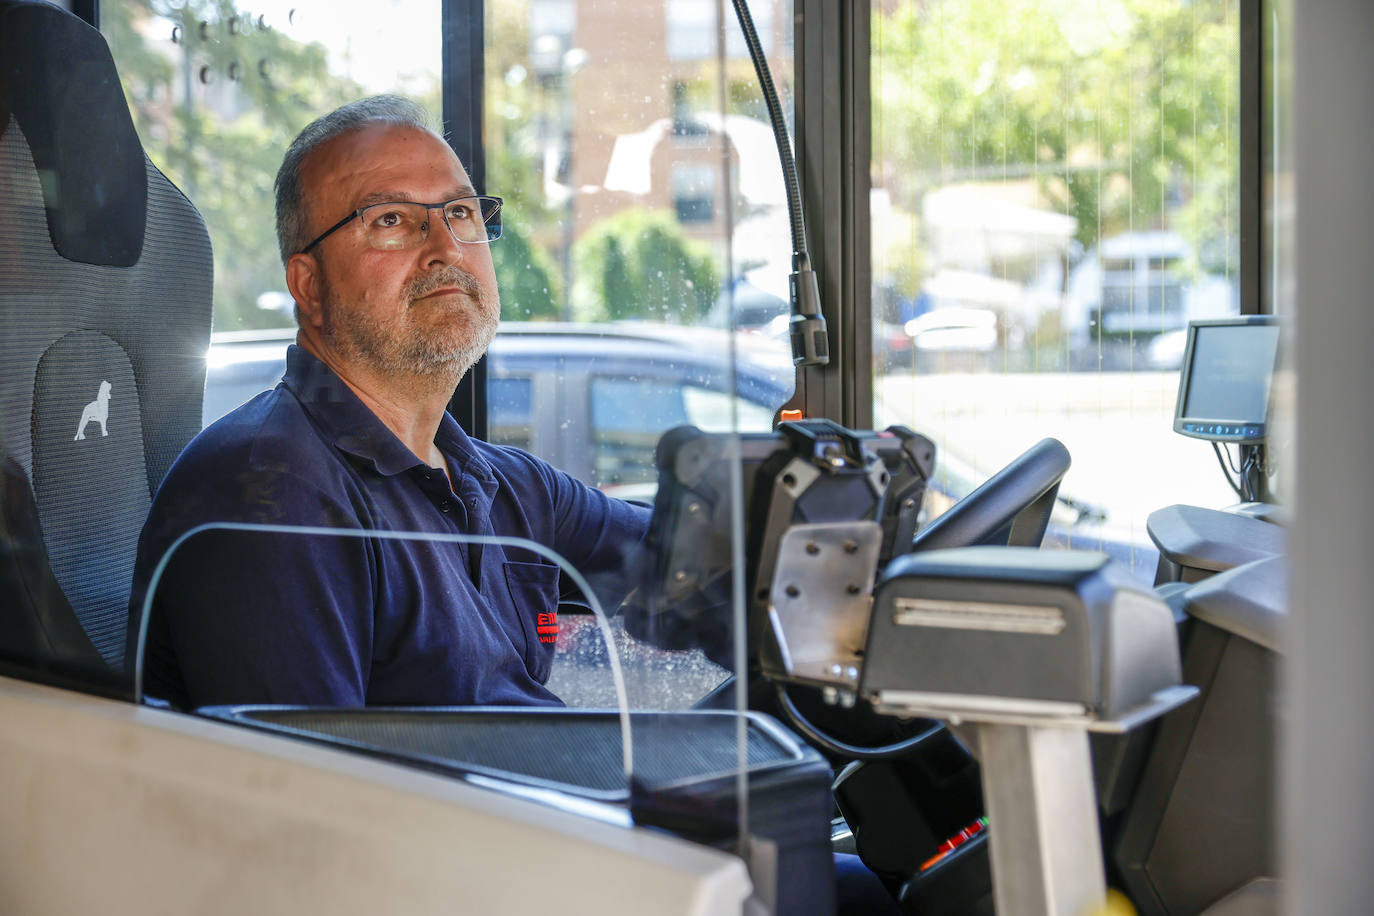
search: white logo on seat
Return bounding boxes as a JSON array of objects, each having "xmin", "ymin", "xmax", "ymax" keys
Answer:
[{"xmin": 74, "ymin": 380, "xmax": 112, "ymax": 441}]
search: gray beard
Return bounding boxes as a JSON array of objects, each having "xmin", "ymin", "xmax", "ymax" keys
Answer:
[{"xmin": 320, "ymin": 264, "xmax": 499, "ymax": 383}]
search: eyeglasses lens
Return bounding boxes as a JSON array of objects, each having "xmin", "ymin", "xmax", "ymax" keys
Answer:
[{"xmin": 359, "ymin": 197, "xmax": 502, "ymax": 250}]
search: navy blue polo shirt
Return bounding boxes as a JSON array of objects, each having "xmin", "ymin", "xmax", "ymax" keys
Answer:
[{"xmin": 130, "ymin": 345, "xmax": 650, "ymax": 709}]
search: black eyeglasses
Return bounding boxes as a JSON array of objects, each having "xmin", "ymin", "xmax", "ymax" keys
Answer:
[{"xmin": 299, "ymin": 195, "xmax": 503, "ymax": 254}]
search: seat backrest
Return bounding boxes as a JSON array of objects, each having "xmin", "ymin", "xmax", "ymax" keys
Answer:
[{"xmin": 0, "ymin": 0, "xmax": 213, "ymax": 690}]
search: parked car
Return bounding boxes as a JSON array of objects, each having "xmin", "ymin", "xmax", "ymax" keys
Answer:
[
  {"xmin": 903, "ymin": 306, "xmax": 1000, "ymax": 370},
  {"xmin": 705, "ymin": 276, "xmax": 791, "ymax": 334},
  {"xmin": 203, "ymin": 321, "xmax": 795, "ymax": 494}
]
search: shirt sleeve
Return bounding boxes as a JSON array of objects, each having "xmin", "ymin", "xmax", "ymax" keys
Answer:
[
  {"xmin": 518, "ymin": 454, "xmax": 652, "ymax": 612},
  {"xmin": 131, "ymin": 464, "xmax": 376, "ymax": 708}
]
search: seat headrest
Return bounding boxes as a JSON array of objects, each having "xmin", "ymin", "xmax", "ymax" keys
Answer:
[{"xmin": 0, "ymin": 0, "xmax": 147, "ymax": 267}]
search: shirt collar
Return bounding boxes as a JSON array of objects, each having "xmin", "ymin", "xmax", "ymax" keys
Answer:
[{"xmin": 281, "ymin": 344, "xmax": 494, "ymax": 485}]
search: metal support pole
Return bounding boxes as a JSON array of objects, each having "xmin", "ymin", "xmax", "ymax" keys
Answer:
[
  {"xmin": 441, "ymin": 0, "xmax": 487, "ymax": 438},
  {"xmin": 978, "ymin": 724, "xmax": 1106, "ymax": 916}
]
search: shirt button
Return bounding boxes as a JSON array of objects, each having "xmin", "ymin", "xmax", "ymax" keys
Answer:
[{"xmin": 439, "ymin": 499, "xmax": 453, "ymax": 513}]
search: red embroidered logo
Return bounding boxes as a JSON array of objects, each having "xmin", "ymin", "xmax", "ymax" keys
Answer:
[{"xmin": 536, "ymin": 611, "xmax": 559, "ymax": 644}]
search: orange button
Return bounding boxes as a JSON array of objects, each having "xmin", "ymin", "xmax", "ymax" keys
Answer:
[{"xmin": 779, "ymin": 409, "xmax": 804, "ymax": 422}]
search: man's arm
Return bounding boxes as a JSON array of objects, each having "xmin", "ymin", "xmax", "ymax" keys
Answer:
[{"xmin": 540, "ymin": 461, "xmax": 653, "ymax": 611}]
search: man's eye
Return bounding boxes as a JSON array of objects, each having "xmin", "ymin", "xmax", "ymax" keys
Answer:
[
  {"xmin": 446, "ymin": 203, "xmax": 475, "ymax": 222},
  {"xmin": 372, "ymin": 210, "xmax": 408, "ymax": 228}
]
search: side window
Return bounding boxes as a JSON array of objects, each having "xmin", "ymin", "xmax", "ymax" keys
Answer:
[
  {"xmin": 589, "ymin": 375, "xmax": 777, "ymax": 491},
  {"xmin": 489, "ymin": 376, "xmax": 534, "ymax": 451}
]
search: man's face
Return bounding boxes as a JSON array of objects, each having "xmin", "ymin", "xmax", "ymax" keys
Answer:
[{"xmin": 297, "ymin": 123, "xmax": 500, "ymax": 381}]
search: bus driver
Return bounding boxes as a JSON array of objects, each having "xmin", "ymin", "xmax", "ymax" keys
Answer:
[{"xmin": 129, "ymin": 96, "xmax": 649, "ymax": 710}]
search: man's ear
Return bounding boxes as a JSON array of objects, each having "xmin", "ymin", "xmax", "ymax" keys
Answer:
[{"xmin": 286, "ymin": 252, "xmax": 325, "ymax": 329}]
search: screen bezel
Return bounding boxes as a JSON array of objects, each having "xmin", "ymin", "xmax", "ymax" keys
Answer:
[{"xmin": 1172, "ymin": 316, "xmax": 1280, "ymax": 444}]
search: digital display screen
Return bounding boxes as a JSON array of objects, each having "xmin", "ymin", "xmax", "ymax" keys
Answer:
[
  {"xmin": 1174, "ymin": 319, "xmax": 1280, "ymax": 444},
  {"xmin": 1181, "ymin": 323, "xmax": 1280, "ymax": 422}
]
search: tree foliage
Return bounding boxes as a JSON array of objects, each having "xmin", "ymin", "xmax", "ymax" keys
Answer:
[
  {"xmin": 482, "ymin": 0, "xmax": 564, "ymax": 320},
  {"xmin": 492, "ymin": 221, "xmax": 561, "ymax": 321},
  {"xmin": 483, "ymin": 1, "xmax": 554, "ymax": 226},
  {"xmin": 874, "ymin": 0, "xmax": 1238, "ymax": 255},
  {"xmin": 571, "ymin": 210, "xmax": 720, "ymax": 324}
]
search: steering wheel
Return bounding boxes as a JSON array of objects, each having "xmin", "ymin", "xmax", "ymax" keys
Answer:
[{"xmin": 909, "ymin": 437, "xmax": 1072, "ymax": 553}]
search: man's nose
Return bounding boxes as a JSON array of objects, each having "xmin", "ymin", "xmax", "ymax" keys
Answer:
[{"xmin": 421, "ymin": 207, "xmax": 469, "ymax": 265}]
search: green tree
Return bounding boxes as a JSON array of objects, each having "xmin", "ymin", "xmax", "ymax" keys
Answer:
[
  {"xmin": 492, "ymin": 221, "xmax": 561, "ymax": 321},
  {"xmin": 483, "ymin": 1, "xmax": 554, "ymax": 224},
  {"xmin": 483, "ymin": 0, "xmax": 567, "ymax": 320},
  {"xmin": 874, "ymin": 0, "xmax": 1238, "ymax": 257},
  {"xmin": 571, "ymin": 210, "xmax": 720, "ymax": 324}
]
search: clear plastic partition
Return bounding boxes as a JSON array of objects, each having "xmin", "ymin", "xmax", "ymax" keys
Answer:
[
  {"xmin": 136, "ymin": 504, "xmax": 827, "ymax": 911},
  {"xmin": 484, "ymin": 0, "xmax": 796, "ymax": 485},
  {"xmin": 139, "ymin": 525, "xmax": 642, "ymax": 780},
  {"xmin": 483, "ymin": 0, "xmax": 804, "ymax": 901}
]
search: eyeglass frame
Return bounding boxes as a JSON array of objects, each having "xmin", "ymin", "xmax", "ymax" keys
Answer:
[{"xmin": 297, "ymin": 194, "xmax": 504, "ymax": 255}]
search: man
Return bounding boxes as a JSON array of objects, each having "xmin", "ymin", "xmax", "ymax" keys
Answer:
[{"xmin": 129, "ymin": 96, "xmax": 648, "ymax": 709}]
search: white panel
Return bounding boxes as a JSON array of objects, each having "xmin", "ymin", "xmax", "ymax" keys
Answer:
[{"xmin": 0, "ymin": 677, "xmax": 750, "ymax": 915}]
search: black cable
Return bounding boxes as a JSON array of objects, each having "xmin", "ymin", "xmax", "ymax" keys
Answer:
[
  {"xmin": 731, "ymin": 0, "xmax": 806, "ymax": 256},
  {"xmin": 774, "ymin": 683, "xmax": 945, "ymax": 761},
  {"xmin": 1213, "ymin": 441, "xmax": 1244, "ymax": 499},
  {"xmin": 1241, "ymin": 450, "xmax": 1261, "ymax": 502},
  {"xmin": 1221, "ymin": 441, "xmax": 1243, "ymax": 475}
]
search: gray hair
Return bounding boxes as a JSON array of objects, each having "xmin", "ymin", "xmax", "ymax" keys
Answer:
[{"xmin": 274, "ymin": 95, "xmax": 437, "ymax": 265}]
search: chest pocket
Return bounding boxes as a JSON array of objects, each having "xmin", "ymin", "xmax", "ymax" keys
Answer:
[{"xmin": 502, "ymin": 560, "xmax": 561, "ymax": 683}]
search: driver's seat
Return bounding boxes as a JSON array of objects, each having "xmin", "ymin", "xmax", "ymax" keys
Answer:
[{"xmin": 0, "ymin": 0, "xmax": 213, "ymax": 693}]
